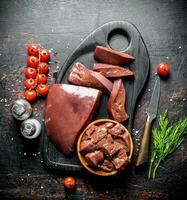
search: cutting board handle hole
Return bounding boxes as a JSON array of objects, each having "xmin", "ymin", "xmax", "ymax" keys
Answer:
[{"xmin": 107, "ymin": 29, "xmax": 129, "ymax": 52}]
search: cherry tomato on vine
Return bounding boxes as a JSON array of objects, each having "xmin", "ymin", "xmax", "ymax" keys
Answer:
[
  {"xmin": 25, "ymin": 68, "xmax": 37, "ymax": 79},
  {"xmin": 39, "ymin": 49, "xmax": 50, "ymax": 62},
  {"xmin": 27, "ymin": 44, "xmax": 39, "ymax": 56},
  {"xmin": 24, "ymin": 78, "xmax": 37, "ymax": 89},
  {"xmin": 24, "ymin": 90, "xmax": 37, "ymax": 102},
  {"xmin": 37, "ymin": 74, "xmax": 47, "ymax": 84},
  {"xmin": 27, "ymin": 56, "xmax": 39, "ymax": 68},
  {"xmin": 63, "ymin": 177, "xmax": 77, "ymax": 190},
  {"xmin": 157, "ymin": 63, "xmax": 170, "ymax": 76},
  {"xmin": 36, "ymin": 84, "xmax": 49, "ymax": 96},
  {"xmin": 38, "ymin": 62, "xmax": 49, "ymax": 74}
]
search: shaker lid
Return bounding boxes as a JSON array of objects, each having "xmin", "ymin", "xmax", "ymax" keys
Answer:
[
  {"xmin": 20, "ymin": 118, "xmax": 41, "ymax": 139},
  {"xmin": 12, "ymin": 103, "xmax": 26, "ymax": 116}
]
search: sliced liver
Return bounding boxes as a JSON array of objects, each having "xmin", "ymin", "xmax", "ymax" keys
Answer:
[
  {"xmin": 68, "ymin": 62, "xmax": 113, "ymax": 92},
  {"xmin": 80, "ymin": 140, "xmax": 96, "ymax": 153},
  {"xmin": 102, "ymin": 140, "xmax": 124, "ymax": 157},
  {"xmin": 83, "ymin": 125, "xmax": 98, "ymax": 140},
  {"xmin": 94, "ymin": 46, "xmax": 135, "ymax": 66},
  {"xmin": 101, "ymin": 122, "xmax": 115, "ymax": 129},
  {"xmin": 118, "ymin": 134, "xmax": 131, "ymax": 153},
  {"xmin": 85, "ymin": 150, "xmax": 104, "ymax": 166},
  {"xmin": 93, "ymin": 63, "xmax": 134, "ymax": 78},
  {"xmin": 90, "ymin": 126, "xmax": 108, "ymax": 144},
  {"xmin": 79, "ymin": 121, "xmax": 131, "ymax": 172},
  {"xmin": 112, "ymin": 149, "xmax": 130, "ymax": 171},
  {"xmin": 99, "ymin": 160, "xmax": 114, "ymax": 172},
  {"xmin": 45, "ymin": 84, "xmax": 102, "ymax": 156},
  {"xmin": 109, "ymin": 124, "xmax": 131, "ymax": 153},
  {"xmin": 108, "ymin": 123, "xmax": 124, "ymax": 136},
  {"xmin": 107, "ymin": 79, "xmax": 129, "ymax": 122},
  {"xmin": 96, "ymin": 134, "xmax": 114, "ymax": 149}
]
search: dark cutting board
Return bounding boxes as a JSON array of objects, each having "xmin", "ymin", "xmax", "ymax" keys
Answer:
[{"xmin": 43, "ymin": 21, "xmax": 150, "ymax": 171}]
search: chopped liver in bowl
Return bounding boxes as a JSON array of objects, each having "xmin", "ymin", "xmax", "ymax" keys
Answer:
[{"xmin": 79, "ymin": 120, "xmax": 132, "ymax": 173}]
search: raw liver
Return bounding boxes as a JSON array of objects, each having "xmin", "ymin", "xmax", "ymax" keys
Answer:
[
  {"xmin": 112, "ymin": 148, "xmax": 130, "ymax": 171},
  {"xmin": 99, "ymin": 160, "xmax": 114, "ymax": 172},
  {"xmin": 90, "ymin": 126, "xmax": 108, "ymax": 144},
  {"xmin": 102, "ymin": 140, "xmax": 124, "ymax": 157},
  {"xmin": 107, "ymin": 79, "xmax": 129, "ymax": 122},
  {"xmin": 96, "ymin": 134, "xmax": 114, "ymax": 149},
  {"xmin": 94, "ymin": 46, "xmax": 135, "ymax": 66},
  {"xmin": 83, "ymin": 125, "xmax": 98, "ymax": 140},
  {"xmin": 93, "ymin": 63, "xmax": 134, "ymax": 78},
  {"xmin": 80, "ymin": 140, "xmax": 97, "ymax": 153},
  {"xmin": 68, "ymin": 62, "xmax": 113, "ymax": 92},
  {"xmin": 79, "ymin": 122, "xmax": 131, "ymax": 172},
  {"xmin": 85, "ymin": 150, "xmax": 104, "ymax": 166},
  {"xmin": 108, "ymin": 123, "xmax": 124, "ymax": 136},
  {"xmin": 45, "ymin": 84, "xmax": 102, "ymax": 156}
]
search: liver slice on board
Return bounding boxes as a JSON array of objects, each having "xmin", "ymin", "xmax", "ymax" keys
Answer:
[
  {"xmin": 93, "ymin": 63, "xmax": 134, "ymax": 78},
  {"xmin": 68, "ymin": 62, "xmax": 113, "ymax": 92},
  {"xmin": 94, "ymin": 46, "xmax": 135, "ymax": 66},
  {"xmin": 107, "ymin": 79, "xmax": 129, "ymax": 122},
  {"xmin": 45, "ymin": 84, "xmax": 102, "ymax": 156}
]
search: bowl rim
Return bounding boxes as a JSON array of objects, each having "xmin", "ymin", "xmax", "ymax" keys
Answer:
[{"xmin": 77, "ymin": 119, "xmax": 134, "ymax": 176}]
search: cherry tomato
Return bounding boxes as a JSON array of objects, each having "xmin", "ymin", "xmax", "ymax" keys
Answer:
[
  {"xmin": 38, "ymin": 62, "xmax": 49, "ymax": 74},
  {"xmin": 27, "ymin": 56, "xmax": 39, "ymax": 68},
  {"xmin": 37, "ymin": 74, "xmax": 47, "ymax": 84},
  {"xmin": 27, "ymin": 44, "xmax": 39, "ymax": 56},
  {"xmin": 36, "ymin": 84, "xmax": 49, "ymax": 96},
  {"xmin": 63, "ymin": 177, "xmax": 76, "ymax": 190},
  {"xmin": 24, "ymin": 78, "xmax": 37, "ymax": 89},
  {"xmin": 24, "ymin": 90, "xmax": 37, "ymax": 102},
  {"xmin": 157, "ymin": 63, "xmax": 170, "ymax": 76},
  {"xmin": 25, "ymin": 68, "xmax": 37, "ymax": 79},
  {"xmin": 39, "ymin": 49, "xmax": 50, "ymax": 62}
]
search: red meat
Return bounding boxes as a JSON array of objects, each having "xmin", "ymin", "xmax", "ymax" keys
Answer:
[
  {"xmin": 68, "ymin": 62, "xmax": 113, "ymax": 92},
  {"xmin": 93, "ymin": 63, "xmax": 134, "ymax": 78},
  {"xmin": 94, "ymin": 46, "xmax": 135, "ymax": 66},
  {"xmin": 45, "ymin": 84, "xmax": 102, "ymax": 156},
  {"xmin": 107, "ymin": 79, "xmax": 129, "ymax": 122}
]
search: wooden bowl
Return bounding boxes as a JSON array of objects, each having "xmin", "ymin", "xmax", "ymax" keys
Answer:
[{"xmin": 77, "ymin": 119, "xmax": 133, "ymax": 176}]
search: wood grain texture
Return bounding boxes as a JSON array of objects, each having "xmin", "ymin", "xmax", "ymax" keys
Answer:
[{"xmin": 0, "ymin": 0, "xmax": 187, "ymax": 199}]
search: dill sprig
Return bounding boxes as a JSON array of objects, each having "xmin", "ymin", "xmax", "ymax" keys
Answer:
[{"xmin": 148, "ymin": 111, "xmax": 187, "ymax": 180}]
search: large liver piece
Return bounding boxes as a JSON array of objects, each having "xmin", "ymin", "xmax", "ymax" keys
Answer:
[
  {"xmin": 68, "ymin": 62, "xmax": 113, "ymax": 92},
  {"xmin": 45, "ymin": 84, "xmax": 102, "ymax": 156},
  {"xmin": 94, "ymin": 46, "xmax": 135, "ymax": 66}
]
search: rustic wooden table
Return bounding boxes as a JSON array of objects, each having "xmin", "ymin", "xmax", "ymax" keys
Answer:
[{"xmin": 0, "ymin": 0, "xmax": 187, "ymax": 199}]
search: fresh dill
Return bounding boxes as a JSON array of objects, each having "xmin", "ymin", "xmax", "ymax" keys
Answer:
[{"xmin": 148, "ymin": 111, "xmax": 187, "ymax": 180}]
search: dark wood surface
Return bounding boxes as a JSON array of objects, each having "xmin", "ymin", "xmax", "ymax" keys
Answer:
[
  {"xmin": 0, "ymin": 0, "xmax": 187, "ymax": 199},
  {"xmin": 44, "ymin": 20, "xmax": 150, "ymax": 171}
]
